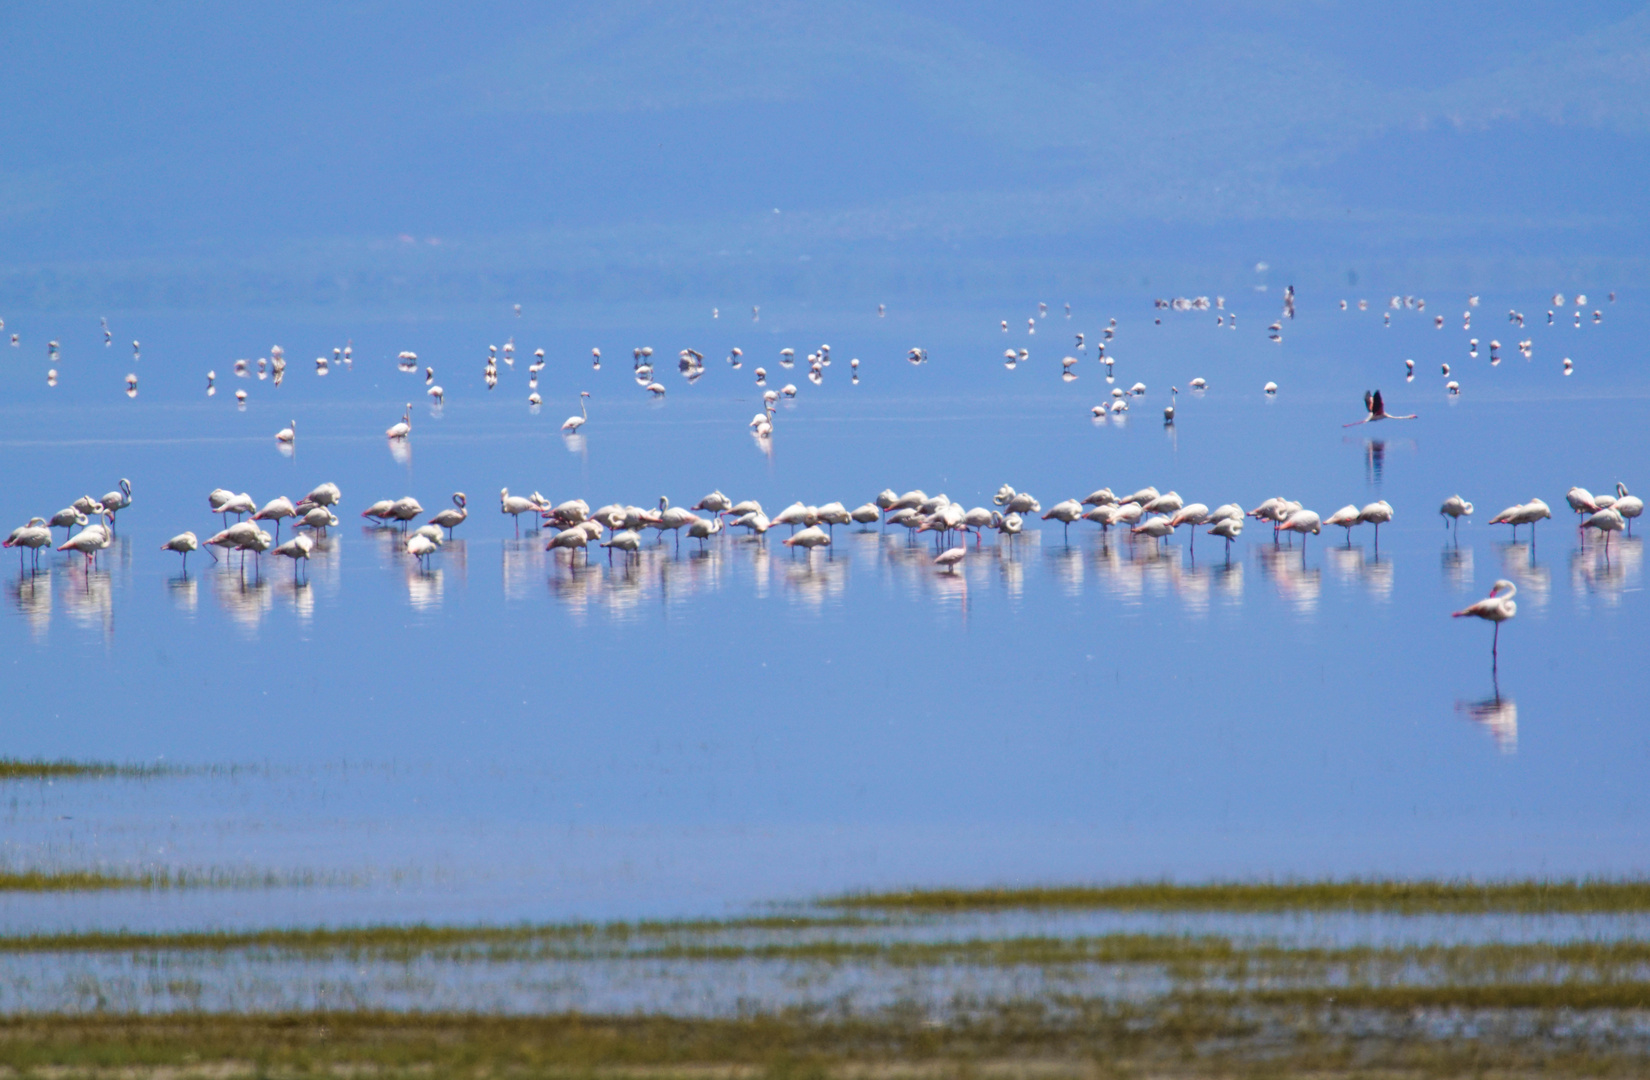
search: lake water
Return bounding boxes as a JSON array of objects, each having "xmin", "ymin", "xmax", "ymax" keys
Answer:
[{"xmin": 1, "ymin": 293, "xmax": 1647, "ymax": 934}]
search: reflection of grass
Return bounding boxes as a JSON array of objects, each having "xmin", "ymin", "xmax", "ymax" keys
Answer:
[
  {"xmin": 0, "ymin": 758, "xmax": 166, "ymax": 780},
  {"xmin": 2, "ymin": 1008, "xmax": 1647, "ymax": 1077},
  {"xmin": 829, "ymin": 879, "xmax": 1650, "ymax": 913}
]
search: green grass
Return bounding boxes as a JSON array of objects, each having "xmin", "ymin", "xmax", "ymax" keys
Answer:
[{"xmin": 826, "ymin": 878, "xmax": 1650, "ymax": 914}]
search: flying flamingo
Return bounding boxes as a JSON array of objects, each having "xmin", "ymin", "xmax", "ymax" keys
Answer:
[{"xmin": 1343, "ymin": 389, "xmax": 1416, "ymax": 426}]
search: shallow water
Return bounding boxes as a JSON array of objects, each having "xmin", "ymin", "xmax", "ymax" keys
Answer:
[{"xmin": 1, "ymin": 293, "xmax": 1647, "ymax": 934}]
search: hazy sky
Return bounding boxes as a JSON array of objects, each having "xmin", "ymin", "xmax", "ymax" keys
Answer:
[{"xmin": 4, "ymin": 2, "xmax": 1647, "ymax": 310}]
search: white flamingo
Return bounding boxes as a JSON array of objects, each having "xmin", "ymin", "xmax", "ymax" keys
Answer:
[
  {"xmin": 1454, "ymin": 580, "xmax": 1517, "ymax": 661},
  {"xmin": 561, "ymin": 391, "xmax": 590, "ymax": 433},
  {"xmin": 386, "ymin": 404, "xmax": 412, "ymax": 439},
  {"xmin": 276, "ymin": 419, "xmax": 296, "ymax": 444},
  {"xmin": 501, "ymin": 488, "xmax": 539, "ymax": 536},
  {"xmin": 428, "ymin": 493, "xmax": 468, "ymax": 537},
  {"xmin": 1440, "ymin": 495, "xmax": 1473, "ymax": 535},
  {"xmin": 1612, "ymin": 483, "xmax": 1642, "ymax": 535},
  {"xmin": 161, "ymin": 532, "xmax": 200, "ymax": 572}
]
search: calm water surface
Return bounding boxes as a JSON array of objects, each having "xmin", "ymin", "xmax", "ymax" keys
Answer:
[{"xmin": 1, "ymin": 294, "xmax": 1647, "ymax": 932}]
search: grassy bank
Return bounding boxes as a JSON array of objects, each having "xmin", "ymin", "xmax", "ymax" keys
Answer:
[
  {"xmin": 0, "ymin": 758, "xmax": 166, "ymax": 781},
  {"xmin": 827, "ymin": 878, "xmax": 1650, "ymax": 914}
]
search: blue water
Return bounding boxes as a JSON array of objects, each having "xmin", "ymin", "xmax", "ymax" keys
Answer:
[{"xmin": 1, "ymin": 292, "xmax": 1646, "ymax": 931}]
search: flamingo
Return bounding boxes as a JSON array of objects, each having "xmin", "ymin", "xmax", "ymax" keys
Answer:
[
  {"xmin": 161, "ymin": 532, "xmax": 200, "ymax": 572},
  {"xmin": 1169, "ymin": 503, "xmax": 1210, "ymax": 551},
  {"xmin": 1584, "ymin": 507, "xmax": 1625, "ymax": 551},
  {"xmin": 1082, "ymin": 489, "xmax": 1117, "ymax": 507},
  {"xmin": 1613, "ymin": 483, "xmax": 1643, "ymax": 535},
  {"xmin": 561, "ymin": 391, "xmax": 590, "ymax": 433},
  {"xmin": 851, "ymin": 503, "xmax": 881, "ymax": 527},
  {"xmin": 301, "ymin": 482, "xmax": 342, "ymax": 510},
  {"xmin": 1359, "ymin": 500, "xmax": 1394, "ymax": 548},
  {"xmin": 215, "ymin": 492, "xmax": 257, "ymax": 521},
  {"xmin": 1454, "ymin": 580, "xmax": 1517, "ymax": 661},
  {"xmin": 406, "ymin": 532, "xmax": 440, "ymax": 570},
  {"xmin": 428, "ymin": 493, "xmax": 468, "ymax": 537},
  {"xmin": 275, "ymin": 420, "xmax": 296, "ymax": 444},
  {"xmin": 361, "ymin": 500, "xmax": 395, "ymax": 525},
  {"xmin": 387, "ymin": 497, "xmax": 423, "ymax": 530},
  {"xmin": 1042, "ymin": 499, "xmax": 1084, "ymax": 540},
  {"xmin": 1565, "ymin": 487, "xmax": 1598, "ymax": 524},
  {"xmin": 1143, "ymin": 491, "xmax": 1184, "ymax": 516},
  {"xmin": 386, "ymin": 404, "xmax": 412, "ymax": 439},
  {"xmin": 1343, "ymin": 389, "xmax": 1416, "ymax": 425},
  {"xmin": 99, "ymin": 479, "xmax": 133, "ymax": 531},
  {"xmin": 57, "ymin": 514, "xmax": 113, "ymax": 568},
  {"xmin": 299, "ymin": 507, "xmax": 339, "ymax": 534},
  {"xmin": 693, "ymin": 491, "xmax": 732, "ymax": 515},
  {"xmin": 1278, "ymin": 509, "xmax": 1322, "ymax": 554},
  {"xmin": 500, "ymin": 488, "xmax": 538, "ymax": 537},
  {"xmin": 273, "ymin": 532, "xmax": 314, "ymax": 580},
  {"xmin": 1324, "ymin": 505, "xmax": 1361, "ymax": 544},
  {"xmin": 1440, "ymin": 495, "xmax": 1473, "ymax": 535},
  {"xmin": 1489, "ymin": 499, "xmax": 1551, "ymax": 542},
  {"xmin": 5, "ymin": 519, "xmax": 52, "ymax": 571},
  {"xmin": 48, "ymin": 507, "xmax": 88, "ymax": 539},
  {"xmin": 1207, "ymin": 516, "xmax": 1243, "ymax": 555},
  {"xmin": 687, "ymin": 515, "xmax": 723, "ymax": 549},
  {"xmin": 783, "ymin": 525, "xmax": 831, "ymax": 552},
  {"xmin": 253, "ymin": 496, "xmax": 297, "ymax": 541},
  {"xmin": 935, "ymin": 546, "xmax": 966, "ymax": 573},
  {"xmin": 601, "ymin": 529, "xmax": 642, "ymax": 562},
  {"xmin": 816, "ymin": 502, "xmax": 852, "ymax": 538},
  {"xmin": 1131, "ymin": 514, "xmax": 1175, "ymax": 548},
  {"xmin": 545, "ymin": 525, "xmax": 589, "ymax": 562}
]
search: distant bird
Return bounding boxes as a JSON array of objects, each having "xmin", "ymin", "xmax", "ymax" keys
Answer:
[
  {"xmin": 1454, "ymin": 580, "xmax": 1517, "ymax": 660},
  {"xmin": 935, "ymin": 546, "xmax": 966, "ymax": 573},
  {"xmin": 1264, "ymin": 381, "xmax": 1278, "ymax": 395},
  {"xmin": 1344, "ymin": 389, "xmax": 1416, "ymax": 426},
  {"xmin": 428, "ymin": 493, "xmax": 468, "ymax": 537},
  {"xmin": 1278, "ymin": 509, "xmax": 1322, "ymax": 552},
  {"xmin": 562, "ymin": 391, "xmax": 590, "ymax": 433},
  {"xmin": 276, "ymin": 419, "xmax": 296, "ymax": 444},
  {"xmin": 386, "ymin": 405, "xmax": 412, "ymax": 439},
  {"xmin": 387, "ymin": 497, "xmax": 423, "ymax": 529}
]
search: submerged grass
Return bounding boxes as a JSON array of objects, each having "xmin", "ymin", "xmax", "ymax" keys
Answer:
[{"xmin": 828, "ymin": 878, "xmax": 1650, "ymax": 914}]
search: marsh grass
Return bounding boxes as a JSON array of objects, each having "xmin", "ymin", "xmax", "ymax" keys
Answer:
[
  {"xmin": 0, "ymin": 758, "xmax": 169, "ymax": 780},
  {"xmin": 828, "ymin": 879, "xmax": 1650, "ymax": 914},
  {"xmin": 1, "ymin": 1008, "xmax": 1647, "ymax": 1078},
  {"xmin": 0, "ymin": 867, "xmax": 351, "ymax": 893}
]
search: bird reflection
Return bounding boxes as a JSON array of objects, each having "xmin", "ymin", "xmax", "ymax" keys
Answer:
[
  {"xmin": 10, "ymin": 571, "xmax": 51, "ymax": 637},
  {"xmin": 1441, "ymin": 544, "xmax": 1474, "ymax": 591},
  {"xmin": 214, "ymin": 570, "xmax": 272, "ymax": 632},
  {"xmin": 406, "ymin": 566, "xmax": 443, "ymax": 611},
  {"xmin": 1254, "ymin": 545, "xmax": 1321, "ymax": 614},
  {"xmin": 1363, "ymin": 439, "xmax": 1386, "ymax": 486},
  {"xmin": 1571, "ymin": 536, "xmax": 1641, "ymax": 606},
  {"xmin": 62, "ymin": 568, "xmax": 115, "ymax": 638},
  {"xmin": 1327, "ymin": 546, "xmax": 1393, "ymax": 602},
  {"xmin": 1497, "ymin": 543, "xmax": 1550, "ymax": 611},
  {"xmin": 168, "ymin": 575, "xmax": 198, "ymax": 614},
  {"xmin": 387, "ymin": 438, "xmax": 412, "ymax": 466},
  {"xmin": 1457, "ymin": 675, "xmax": 1517, "ymax": 753}
]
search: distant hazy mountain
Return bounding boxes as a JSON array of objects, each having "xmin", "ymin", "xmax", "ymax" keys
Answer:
[{"xmin": 2, "ymin": 1, "xmax": 1646, "ymax": 310}]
